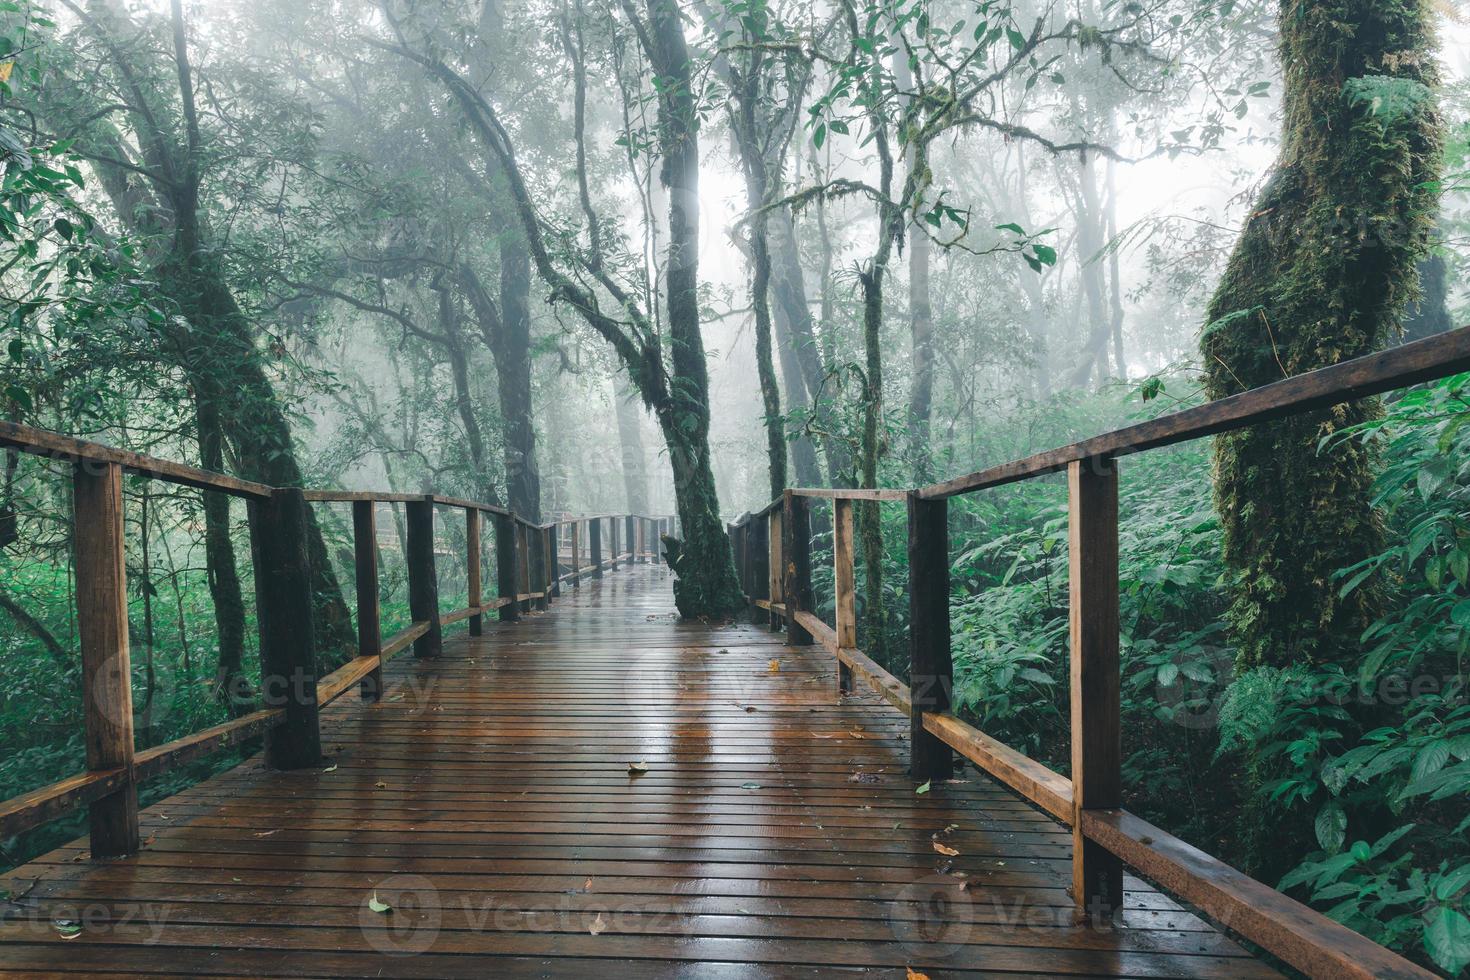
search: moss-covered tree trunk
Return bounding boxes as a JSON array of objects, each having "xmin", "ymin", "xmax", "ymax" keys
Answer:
[
  {"xmin": 1202, "ymin": 0, "xmax": 1439, "ymax": 673},
  {"xmin": 644, "ymin": 0, "xmax": 745, "ymax": 618},
  {"xmin": 1202, "ymin": 0, "xmax": 1440, "ymax": 882}
]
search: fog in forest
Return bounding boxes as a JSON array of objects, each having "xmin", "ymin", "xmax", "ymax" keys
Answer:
[{"xmin": 2, "ymin": 0, "xmax": 1469, "ymax": 973}]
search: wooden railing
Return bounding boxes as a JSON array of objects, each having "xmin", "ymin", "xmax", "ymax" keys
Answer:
[
  {"xmin": 0, "ymin": 417, "xmax": 673, "ymax": 856},
  {"xmin": 727, "ymin": 326, "xmax": 1470, "ymax": 980}
]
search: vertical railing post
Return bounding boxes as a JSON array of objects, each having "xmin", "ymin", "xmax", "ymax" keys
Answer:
[
  {"xmin": 610, "ymin": 517, "xmax": 620, "ymax": 572},
  {"xmin": 250, "ymin": 486, "xmax": 323, "ymax": 769},
  {"xmin": 753, "ymin": 517, "xmax": 770, "ymax": 625},
  {"xmin": 74, "ymin": 460, "xmax": 139, "ymax": 857},
  {"xmin": 517, "ymin": 523, "xmax": 532, "ymax": 612},
  {"xmin": 625, "ymin": 515, "xmax": 636, "ymax": 564},
  {"xmin": 833, "ymin": 497, "xmax": 856, "ymax": 695},
  {"xmin": 767, "ymin": 508, "xmax": 783, "ymax": 633},
  {"xmin": 549, "ymin": 522, "xmax": 562, "ymax": 599},
  {"xmin": 732, "ymin": 521, "xmax": 746, "ymax": 606},
  {"xmin": 405, "ymin": 497, "xmax": 442, "ymax": 658},
  {"xmin": 352, "ymin": 500, "xmax": 383, "ymax": 700},
  {"xmin": 571, "ymin": 520, "xmax": 581, "ymax": 585},
  {"xmin": 1068, "ymin": 456, "xmax": 1123, "ymax": 925},
  {"xmin": 782, "ymin": 490, "xmax": 813, "ymax": 646},
  {"xmin": 527, "ymin": 518, "xmax": 545, "ymax": 612},
  {"xmin": 495, "ymin": 512, "xmax": 520, "ymax": 622},
  {"xmin": 590, "ymin": 517, "xmax": 603, "ymax": 579},
  {"xmin": 466, "ymin": 508, "xmax": 483, "ymax": 636},
  {"xmin": 537, "ymin": 527, "xmax": 551, "ymax": 611},
  {"xmin": 907, "ymin": 492, "xmax": 954, "ymax": 780}
]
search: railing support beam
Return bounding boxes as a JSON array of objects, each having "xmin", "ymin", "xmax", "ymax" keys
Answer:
[
  {"xmin": 466, "ymin": 508, "xmax": 483, "ymax": 636},
  {"xmin": 833, "ymin": 498, "xmax": 856, "ymax": 695},
  {"xmin": 591, "ymin": 518, "xmax": 603, "ymax": 579},
  {"xmin": 495, "ymin": 513, "xmax": 519, "ymax": 622},
  {"xmin": 352, "ymin": 500, "xmax": 383, "ymax": 699},
  {"xmin": 767, "ymin": 508, "xmax": 783, "ymax": 632},
  {"xmin": 1069, "ymin": 456, "xmax": 1123, "ymax": 925},
  {"xmin": 907, "ymin": 493, "xmax": 954, "ymax": 781},
  {"xmin": 74, "ymin": 460, "xmax": 139, "ymax": 857},
  {"xmin": 405, "ymin": 498, "xmax": 442, "ymax": 658}
]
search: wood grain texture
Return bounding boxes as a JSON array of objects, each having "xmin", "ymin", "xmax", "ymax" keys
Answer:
[
  {"xmin": 1068, "ymin": 458, "xmax": 1122, "ymax": 923},
  {"xmin": 405, "ymin": 499, "xmax": 442, "ymax": 659},
  {"xmin": 495, "ymin": 512, "xmax": 520, "ymax": 624},
  {"xmin": 1, "ymin": 421, "xmax": 271, "ymax": 498},
  {"xmin": 907, "ymin": 493, "xmax": 953, "ymax": 781},
  {"xmin": 72, "ymin": 461, "xmax": 139, "ymax": 857},
  {"xmin": 466, "ymin": 508, "xmax": 483, "ymax": 635},
  {"xmin": 0, "ymin": 564, "xmax": 1277, "ymax": 978},
  {"xmin": 352, "ymin": 501, "xmax": 383, "ymax": 699},
  {"xmin": 833, "ymin": 498, "xmax": 856, "ymax": 696}
]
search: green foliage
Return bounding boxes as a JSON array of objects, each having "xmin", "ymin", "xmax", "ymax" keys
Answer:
[{"xmin": 946, "ymin": 378, "xmax": 1470, "ymax": 974}]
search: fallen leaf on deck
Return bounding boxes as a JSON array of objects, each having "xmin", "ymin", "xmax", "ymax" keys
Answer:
[
  {"xmin": 589, "ymin": 912, "xmax": 607, "ymax": 935},
  {"xmin": 322, "ymin": 764, "xmax": 338, "ymax": 773},
  {"xmin": 907, "ymin": 969, "xmax": 930, "ymax": 980},
  {"xmin": 932, "ymin": 842, "xmax": 960, "ymax": 857},
  {"xmin": 583, "ymin": 877, "xmax": 594, "ymax": 892},
  {"xmin": 374, "ymin": 781, "xmax": 389, "ymax": 789},
  {"xmin": 848, "ymin": 772, "xmax": 879, "ymax": 784},
  {"xmin": 742, "ymin": 705, "xmax": 757, "ymax": 713},
  {"xmin": 848, "ymin": 731, "xmax": 865, "ymax": 739},
  {"xmin": 253, "ymin": 830, "xmax": 279, "ymax": 838},
  {"xmin": 768, "ymin": 659, "xmax": 780, "ymax": 673},
  {"xmin": 915, "ymin": 781, "xmax": 931, "ymax": 795},
  {"xmin": 52, "ymin": 919, "xmax": 82, "ymax": 940},
  {"xmin": 740, "ymin": 781, "xmax": 762, "ymax": 790},
  {"xmin": 367, "ymin": 891, "xmax": 392, "ymax": 914},
  {"xmin": 628, "ymin": 762, "xmax": 649, "ymax": 776}
]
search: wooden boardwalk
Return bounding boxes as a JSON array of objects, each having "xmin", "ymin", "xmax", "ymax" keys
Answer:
[{"xmin": 0, "ymin": 564, "xmax": 1275, "ymax": 978}]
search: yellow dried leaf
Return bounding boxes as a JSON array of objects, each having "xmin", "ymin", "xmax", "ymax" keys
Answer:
[
  {"xmin": 932, "ymin": 841, "xmax": 960, "ymax": 857},
  {"xmin": 768, "ymin": 659, "xmax": 780, "ymax": 673},
  {"xmin": 589, "ymin": 912, "xmax": 607, "ymax": 936},
  {"xmin": 0, "ymin": 61, "xmax": 13, "ymax": 85},
  {"xmin": 907, "ymin": 968, "xmax": 930, "ymax": 980}
]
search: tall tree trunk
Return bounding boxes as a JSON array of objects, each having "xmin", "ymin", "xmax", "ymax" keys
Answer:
[
  {"xmin": 893, "ymin": 45, "xmax": 934, "ymax": 483},
  {"xmin": 498, "ymin": 234, "xmax": 541, "ymax": 521},
  {"xmin": 1200, "ymin": 0, "xmax": 1439, "ymax": 877},
  {"xmin": 730, "ymin": 49, "xmax": 787, "ymax": 501},
  {"xmin": 768, "ymin": 214, "xmax": 823, "ymax": 487},
  {"xmin": 433, "ymin": 278, "xmax": 496, "ymax": 506},
  {"xmin": 857, "ymin": 267, "xmax": 886, "ymax": 659},
  {"xmin": 1068, "ymin": 150, "xmax": 1111, "ymax": 388},
  {"xmin": 614, "ymin": 375, "xmax": 650, "ymax": 514},
  {"xmin": 1202, "ymin": 0, "xmax": 1439, "ymax": 672},
  {"xmin": 196, "ymin": 392, "xmax": 249, "ymax": 713},
  {"xmin": 1104, "ymin": 158, "xmax": 1126, "ymax": 378},
  {"xmin": 643, "ymin": 0, "xmax": 745, "ymax": 616}
]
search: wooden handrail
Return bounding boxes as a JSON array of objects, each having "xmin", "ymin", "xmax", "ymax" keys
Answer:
[
  {"xmin": 0, "ymin": 420, "xmax": 273, "ymax": 498},
  {"xmin": 919, "ymin": 323, "xmax": 1470, "ymax": 499}
]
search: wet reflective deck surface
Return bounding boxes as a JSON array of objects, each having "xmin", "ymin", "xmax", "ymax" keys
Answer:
[{"xmin": 0, "ymin": 563, "xmax": 1275, "ymax": 977}]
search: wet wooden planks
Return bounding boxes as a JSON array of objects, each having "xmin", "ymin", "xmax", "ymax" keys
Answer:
[{"xmin": 0, "ymin": 564, "xmax": 1276, "ymax": 977}]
